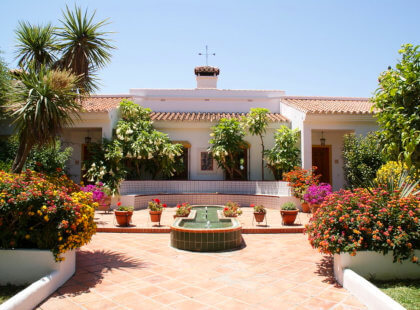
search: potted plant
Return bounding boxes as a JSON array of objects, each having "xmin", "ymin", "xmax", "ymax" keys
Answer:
[
  {"xmin": 223, "ymin": 201, "xmax": 242, "ymax": 217},
  {"xmin": 80, "ymin": 182, "xmax": 112, "ymax": 213},
  {"xmin": 114, "ymin": 202, "xmax": 134, "ymax": 227},
  {"xmin": 280, "ymin": 202, "xmax": 298, "ymax": 225},
  {"xmin": 148, "ymin": 198, "xmax": 167, "ymax": 223},
  {"xmin": 303, "ymin": 183, "xmax": 333, "ymax": 214},
  {"xmin": 174, "ymin": 203, "xmax": 191, "ymax": 218},
  {"xmin": 251, "ymin": 204, "xmax": 266, "ymax": 223}
]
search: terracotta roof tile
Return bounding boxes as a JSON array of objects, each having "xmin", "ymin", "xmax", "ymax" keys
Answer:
[
  {"xmin": 81, "ymin": 96, "xmax": 131, "ymax": 112},
  {"xmin": 150, "ymin": 112, "xmax": 288, "ymax": 122},
  {"xmin": 281, "ymin": 96, "xmax": 375, "ymax": 114}
]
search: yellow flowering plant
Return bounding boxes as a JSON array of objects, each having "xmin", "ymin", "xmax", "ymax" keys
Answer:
[{"xmin": 0, "ymin": 170, "xmax": 96, "ymax": 261}]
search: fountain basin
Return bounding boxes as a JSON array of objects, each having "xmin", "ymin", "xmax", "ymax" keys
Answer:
[{"xmin": 170, "ymin": 206, "xmax": 242, "ymax": 251}]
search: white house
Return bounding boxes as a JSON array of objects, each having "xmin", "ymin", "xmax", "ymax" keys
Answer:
[{"xmin": 56, "ymin": 66, "xmax": 377, "ymax": 190}]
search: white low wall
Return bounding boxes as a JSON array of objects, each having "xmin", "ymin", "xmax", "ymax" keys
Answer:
[
  {"xmin": 120, "ymin": 193, "xmax": 300, "ymax": 210},
  {"xmin": 334, "ymin": 250, "xmax": 420, "ymax": 285},
  {"xmin": 120, "ymin": 180, "xmax": 292, "ymax": 196},
  {"xmin": 0, "ymin": 250, "xmax": 75, "ymax": 310}
]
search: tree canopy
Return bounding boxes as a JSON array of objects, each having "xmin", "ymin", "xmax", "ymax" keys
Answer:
[
  {"xmin": 264, "ymin": 125, "xmax": 300, "ymax": 180},
  {"xmin": 244, "ymin": 108, "xmax": 270, "ymax": 180},
  {"xmin": 209, "ymin": 118, "xmax": 247, "ymax": 180},
  {"xmin": 373, "ymin": 44, "xmax": 420, "ymax": 172}
]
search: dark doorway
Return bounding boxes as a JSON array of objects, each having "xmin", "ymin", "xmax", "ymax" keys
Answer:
[{"xmin": 312, "ymin": 145, "xmax": 331, "ymax": 184}]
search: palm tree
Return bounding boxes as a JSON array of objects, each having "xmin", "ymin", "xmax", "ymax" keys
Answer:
[
  {"xmin": 14, "ymin": 22, "xmax": 57, "ymax": 71},
  {"xmin": 8, "ymin": 65, "xmax": 80, "ymax": 173},
  {"xmin": 56, "ymin": 5, "xmax": 114, "ymax": 93}
]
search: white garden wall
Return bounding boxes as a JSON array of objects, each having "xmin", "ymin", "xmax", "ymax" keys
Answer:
[{"xmin": 334, "ymin": 250, "xmax": 420, "ymax": 285}]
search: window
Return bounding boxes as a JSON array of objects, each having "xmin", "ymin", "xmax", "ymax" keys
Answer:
[{"xmin": 200, "ymin": 152, "xmax": 213, "ymax": 171}]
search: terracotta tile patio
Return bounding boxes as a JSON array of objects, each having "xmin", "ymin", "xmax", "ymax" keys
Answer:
[
  {"xmin": 95, "ymin": 207, "xmax": 311, "ymax": 233},
  {"xmin": 37, "ymin": 233, "xmax": 366, "ymax": 309}
]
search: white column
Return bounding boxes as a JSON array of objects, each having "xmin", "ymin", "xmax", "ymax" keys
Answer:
[{"xmin": 301, "ymin": 125, "xmax": 312, "ymax": 170}]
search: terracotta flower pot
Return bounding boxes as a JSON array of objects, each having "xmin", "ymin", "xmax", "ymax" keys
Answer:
[
  {"xmin": 149, "ymin": 210, "xmax": 162, "ymax": 223},
  {"xmin": 280, "ymin": 210, "xmax": 298, "ymax": 225},
  {"xmin": 97, "ymin": 197, "xmax": 111, "ymax": 212},
  {"xmin": 114, "ymin": 210, "xmax": 133, "ymax": 227},
  {"xmin": 301, "ymin": 202, "xmax": 310, "ymax": 213},
  {"xmin": 254, "ymin": 212, "xmax": 265, "ymax": 223},
  {"xmin": 310, "ymin": 204, "xmax": 321, "ymax": 214}
]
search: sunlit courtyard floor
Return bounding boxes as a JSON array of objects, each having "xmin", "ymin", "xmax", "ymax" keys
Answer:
[
  {"xmin": 37, "ymin": 233, "xmax": 366, "ymax": 309},
  {"xmin": 94, "ymin": 207, "xmax": 311, "ymax": 232}
]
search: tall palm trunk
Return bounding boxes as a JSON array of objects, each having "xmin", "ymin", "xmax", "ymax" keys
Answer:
[{"xmin": 12, "ymin": 139, "xmax": 33, "ymax": 173}]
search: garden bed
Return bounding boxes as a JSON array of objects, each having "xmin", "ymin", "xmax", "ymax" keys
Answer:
[
  {"xmin": 0, "ymin": 285, "xmax": 26, "ymax": 305},
  {"xmin": 372, "ymin": 279, "xmax": 420, "ymax": 310}
]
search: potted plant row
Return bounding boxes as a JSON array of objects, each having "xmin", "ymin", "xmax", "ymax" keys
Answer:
[
  {"xmin": 148, "ymin": 198, "xmax": 167, "ymax": 223},
  {"xmin": 223, "ymin": 201, "xmax": 243, "ymax": 217},
  {"xmin": 114, "ymin": 202, "xmax": 134, "ymax": 227},
  {"xmin": 280, "ymin": 202, "xmax": 298, "ymax": 225},
  {"xmin": 251, "ymin": 204, "xmax": 266, "ymax": 223},
  {"xmin": 174, "ymin": 203, "xmax": 192, "ymax": 218}
]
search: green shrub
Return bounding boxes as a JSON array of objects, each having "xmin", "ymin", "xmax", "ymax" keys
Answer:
[
  {"xmin": 342, "ymin": 132, "xmax": 386, "ymax": 188},
  {"xmin": 281, "ymin": 202, "xmax": 297, "ymax": 210},
  {"xmin": 0, "ymin": 136, "xmax": 72, "ymax": 175}
]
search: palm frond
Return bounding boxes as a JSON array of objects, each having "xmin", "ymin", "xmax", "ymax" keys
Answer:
[
  {"xmin": 55, "ymin": 5, "xmax": 114, "ymax": 94},
  {"xmin": 7, "ymin": 64, "xmax": 81, "ymax": 147},
  {"xmin": 14, "ymin": 21, "xmax": 57, "ymax": 71}
]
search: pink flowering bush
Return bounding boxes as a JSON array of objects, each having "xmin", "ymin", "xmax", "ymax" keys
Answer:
[
  {"xmin": 305, "ymin": 187, "xmax": 420, "ymax": 264},
  {"xmin": 303, "ymin": 183, "xmax": 333, "ymax": 205},
  {"xmin": 80, "ymin": 182, "xmax": 110, "ymax": 202}
]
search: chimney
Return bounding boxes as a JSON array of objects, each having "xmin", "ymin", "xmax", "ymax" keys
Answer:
[{"xmin": 194, "ymin": 66, "xmax": 220, "ymax": 89}]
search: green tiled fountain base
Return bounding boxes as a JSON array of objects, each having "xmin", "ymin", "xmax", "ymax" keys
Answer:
[{"xmin": 170, "ymin": 229, "xmax": 242, "ymax": 251}]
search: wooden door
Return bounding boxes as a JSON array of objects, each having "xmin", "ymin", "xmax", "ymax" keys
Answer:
[{"xmin": 312, "ymin": 146, "xmax": 331, "ymax": 184}]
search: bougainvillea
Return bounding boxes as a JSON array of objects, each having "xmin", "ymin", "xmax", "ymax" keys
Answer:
[
  {"xmin": 283, "ymin": 166, "xmax": 320, "ymax": 200},
  {"xmin": 0, "ymin": 170, "xmax": 96, "ymax": 261},
  {"xmin": 80, "ymin": 182, "xmax": 110, "ymax": 202},
  {"xmin": 305, "ymin": 187, "xmax": 420, "ymax": 264},
  {"xmin": 303, "ymin": 183, "xmax": 333, "ymax": 205}
]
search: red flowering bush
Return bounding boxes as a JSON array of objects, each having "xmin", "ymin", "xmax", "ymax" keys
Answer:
[
  {"xmin": 175, "ymin": 203, "xmax": 191, "ymax": 217},
  {"xmin": 283, "ymin": 166, "xmax": 320, "ymax": 201},
  {"xmin": 305, "ymin": 187, "xmax": 420, "ymax": 263},
  {"xmin": 0, "ymin": 170, "xmax": 96, "ymax": 261}
]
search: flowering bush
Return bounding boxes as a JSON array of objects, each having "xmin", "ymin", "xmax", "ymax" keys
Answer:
[
  {"xmin": 283, "ymin": 167, "xmax": 320, "ymax": 201},
  {"xmin": 0, "ymin": 170, "xmax": 96, "ymax": 261},
  {"xmin": 305, "ymin": 187, "xmax": 420, "ymax": 263},
  {"xmin": 251, "ymin": 204, "xmax": 266, "ymax": 214},
  {"xmin": 148, "ymin": 198, "xmax": 167, "ymax": 212},
  {"xmin": 375, "ymin": 161, "xmax": 414, "ymax": 187},
  {"xmin": 303, "ymin": 183, "xmax": 333, "ymax": 205},
  {"xmin": 80, "ymin": 182, "xmax": 111, "ymax": 203},
  {"xmin": 175, "ymin": 203, "xmax": 191, "ymax": 217},
  {"xmin": 223, "ymin": 201, "xmax": 242, "ymax": 217}
]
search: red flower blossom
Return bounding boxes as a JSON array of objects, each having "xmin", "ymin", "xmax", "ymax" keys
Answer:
[
  {"xmin": 154, "ymin": 198, "xmax": 160, "ymax": 204},
  {"xmin": 162, "ymin": 203, "xmax": 167, "ymax": 208},
  {"xmin": 250, "ymin": 204, "xmax": 255, "ymax": 208},
  {"xmin": 117, "ymin": 202, "xmax": 121, "ymax": 207}
]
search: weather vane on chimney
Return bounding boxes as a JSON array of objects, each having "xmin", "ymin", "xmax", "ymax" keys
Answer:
[{"xmin": 198, "ymin": 45, "xmax": 215, "ymax": 66}]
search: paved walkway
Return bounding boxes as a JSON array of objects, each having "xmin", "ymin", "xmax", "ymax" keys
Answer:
[
  {"xmin": 95, "ymin": 207, "xmax": 310, "ymax": 232},
  {"xmin": 38, "ymin": 233, "xmax": 365, "ymax": 310}
]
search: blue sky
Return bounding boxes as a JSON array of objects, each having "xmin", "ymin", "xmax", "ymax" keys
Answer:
[{"xmin": 1, "ymin": 0, "xmax": 419, "ymax": 97}]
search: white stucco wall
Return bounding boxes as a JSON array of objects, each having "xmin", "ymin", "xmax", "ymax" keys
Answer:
[{"xmin": 155, "ymin": 121, "xmax": 285, "ymax": 180}]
